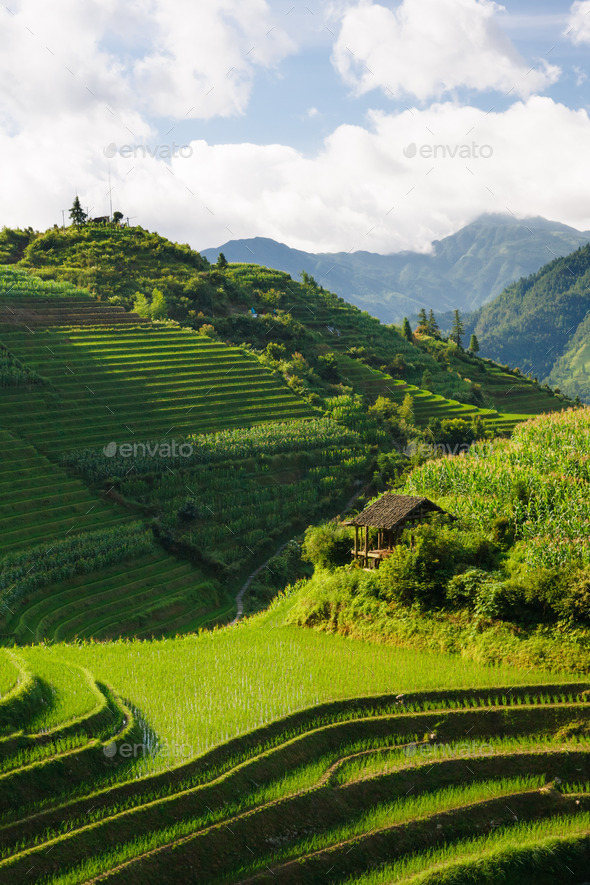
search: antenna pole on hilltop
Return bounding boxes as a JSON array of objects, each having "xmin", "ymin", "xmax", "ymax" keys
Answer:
[
  {"xmin": 61, "ymin": 210, "xmax": 66, "ymax": 229},
  {"xmin": 108, "ymin": 166, "xmax": 113, "ymax": 221}
]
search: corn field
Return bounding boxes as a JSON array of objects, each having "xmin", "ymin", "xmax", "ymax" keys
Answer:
[{"xmin": 406, "ymin": 407, "xmax": 590, "ymax": 567}]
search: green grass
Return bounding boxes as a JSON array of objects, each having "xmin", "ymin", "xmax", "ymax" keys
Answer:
[
  {"xmin": 0, "ymin": 429, "xmax": 131, "ymax": 554},
  {"xmin": 345, "ymin": 816, "xmax": 590, "ymax": 884},
  {"xmin": 13, "ymin": 648, "xmax": 100, "ymax": 733},
  {"xmin": 228, "ymin": 775, "xmax": 546, "ymax": 880},
  {"xmin": 0, "ymin": 652, "xmax": 18, "ymax": 697},
  {"xmin": 0, "ymin": 322, "xmax": 315, "ymax": 456},
  {"xmin": 34, "ymin": 600, "xmax": 583, "ymax": 770},
  {"xmin": 0, "ymin": 616, "xmax": 587, "ymax": 884}
]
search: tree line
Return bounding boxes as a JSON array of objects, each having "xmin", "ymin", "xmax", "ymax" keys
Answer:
[{"xmin": 402, "ymin": 308, "xmax": 478, "ymax": 352}]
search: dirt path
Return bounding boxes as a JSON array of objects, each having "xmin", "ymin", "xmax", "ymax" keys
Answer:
[
  {"xmin": 230, "ymin": 482, "xmax": 369, "ymax": 626},
  {"xmin": 229, "ymin": 541, "xmax": 291, "ymax": 625}
]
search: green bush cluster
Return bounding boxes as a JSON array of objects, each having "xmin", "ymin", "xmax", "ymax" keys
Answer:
[
  {"xmin": 375, "ymin": 519, "xmax": 497, "ymax": 610},
  {"xmin": 293, "ymin": 512, "xmax": 590, "ymax": 632},
  {"xmin": 0, "ymin": 345, "xmax": 44, "ymax": 387},
  {"xmin": 302, "ymin": 523, "xmax": 354, "ymax": 571}
]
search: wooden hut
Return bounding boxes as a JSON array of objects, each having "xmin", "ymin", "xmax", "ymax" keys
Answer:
[{"xmin": 345, "ymin": 493, "xmax": 452, "ymax": 568}]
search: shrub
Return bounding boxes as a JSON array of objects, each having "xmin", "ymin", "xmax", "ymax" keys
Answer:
[
  {"xmin": 376, "ymin": 520, "xmax": 498, "ymax": 611},
  {"xmin": 177, "ymin": 500, "xmax": 199, "ymax": 522},
  {"xmin": 446, "ymin": 568, "xmax": 520, "ymax": 620},
  {"xmin": 302, "ymin": 523, "xmax": 353, "ymax": 570},
  {"xmin": 491, "ymin": 516, "xmax": 516, "ymax": 549},
  {"xmin": 316, "ymin": 352, "xmax": 340, "ymax": 382}
]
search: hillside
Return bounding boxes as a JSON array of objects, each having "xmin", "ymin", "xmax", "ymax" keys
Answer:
[
  {"xmin": 0, "ymin": 224, "xmax": 573, "ymax": 647},
  {"xmin": 201, "ymin": 214, "xmax": 590, "ymax": 323},
  {"xmin": 2, "ymin": 403, "xmax": 590, "ymax": 882},
  {"xmin": 0, "ymin": 265, "xmax": 361, "ymax": 639},
  {"xmin": 472, "ymin": 241, "xmax": 590, "ymax": 401},
  {"xmin": 289, "ymin": 407, "xmax": 590, "ymax": 668},
  {"xmin": 1, "ymin": 240, "xmax": 589, "ymax": 881},
  {"xmin": 0, "ymin": 223, "xmax": 571, "ymax": 434},
  {"xmin": 549, "ymin": 312, "xmax": 590, "ymax": 400}
]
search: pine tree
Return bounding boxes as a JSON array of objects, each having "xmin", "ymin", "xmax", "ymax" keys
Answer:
[
  {"xmin": 416, "ymin": 308, "xmax": 428, "ymax": 333},
  {"xmin": 450, "ymin": 309, "xmax": 465, "ymax": 348},
  {"xmin": 427, "ymin": 309, "xmax": 440, "ymax": 338},
  {"xmin": 69, "ymin": 195, "xmax": 87, "ymax": 227},
  {"xmin": 469, "ymin": 333, "xmax": 480, "ymax": 353},
  {"xmin": 150, "ymin": 288, "xmax": 168, "ymax": 319},
  {"xmin": 132, "ymin": 292, "xmax": 150, "ymax": 318},
  {"xmin": 402, "ymin": 317, "xmax": 413, "ymax": 342},
  {"xmin": 216, "ymin": 252, "xmax": 228, "ymax": 268},
  {"xmin": 399, "ymin": 392, "xmax": 414, "ymax": 425}
]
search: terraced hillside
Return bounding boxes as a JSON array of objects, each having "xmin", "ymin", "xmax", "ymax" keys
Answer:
[
  {"xmin": 0, "ymin": 428, "xmax": 131, "ymax": 554},
  {"xmin": 1, "ymin": 225, "xmax": 570, "ymax": 431},
  {"xmin": 0, "ymin": 634, "xmax": 588, "ymax": 884},
  {"xmin": 0, "ymin": 268, "xmax": 314, "ymax": 457},
  {"xmin": 0, "ymin": 420, "xmax": 367, "ymax": 645},
  {"xmin": 334, "ymin": 354, "xmax": 522, "ymax": 433},
  {"xmin": 0, "ymin": 268, "xmax": 349, "ymax": 638},
  {"xmin": 224, "ymin": 263, "xmax": 569, "ymax": 430},
  {"xmin": 0, "ymin": 546, "xmax": 222, "ymax": 645}
]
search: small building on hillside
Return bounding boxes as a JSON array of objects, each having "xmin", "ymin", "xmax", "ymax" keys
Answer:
[{"xmin": 345, "ymin": 493, "xmax": 454, "ymax": 568}]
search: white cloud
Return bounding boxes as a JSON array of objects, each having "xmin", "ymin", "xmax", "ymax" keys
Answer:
[
  {"xmin": 566, "ymin": 0, "xmax": 590, "ymax": 44},
  {"xmin": 331, "ymin": 0, "xmax": 560, "ymax": 102},
  {"xmin": 130, "ymin": 0, "xmax": 296, "ymax": 119},
  {"xmin": 1, "ymin": 2, "xmax": 589, "ymax": 261},
  {"xmin": 156, "ymin": 98, "xmax": 590, "ymax": 252},
  {"xmin": 4, "ymin": 95, "xmax": 587, "ymax": 257},
  {"xmin": 0, "ymin": 0, "xmax": 295, "ymax": 128}
]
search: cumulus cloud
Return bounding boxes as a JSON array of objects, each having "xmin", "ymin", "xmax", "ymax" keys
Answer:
[
  {"xmin": 0, "ymin": 0, "xmax": 295, "ymax": 128},
  {"xmin": 3, "ymin": 97, "xmax": 590, "ymax": 254},
  {"xmin": 331, "ymin": 0, "xmax": 560, "ymax": 102},
  {"xmin": 565, "ymin": 0, "xmax": 590, "ymax": 44},
  {"xmin": 0, "ymin": 1, "xmax": 588, "ymax": 259},
  {"xmin": 130, "ymin": 0, "xmax": 296, "ymax": 119}
]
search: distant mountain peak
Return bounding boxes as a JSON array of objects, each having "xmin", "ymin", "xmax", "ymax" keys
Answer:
[{"xmin": 201, "ymin": 215, "xmax": 590, "ymax": 323}]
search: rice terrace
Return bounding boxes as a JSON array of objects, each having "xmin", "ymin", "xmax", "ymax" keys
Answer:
[{"xmin": 1, "ymin": 214, "xmax": 590, "ymax": 885}]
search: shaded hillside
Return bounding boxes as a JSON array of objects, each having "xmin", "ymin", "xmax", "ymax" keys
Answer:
[
  {"xmin": 472, "ymin": 242, "xmax": 590, "ymax": 400},
  {"xmin": 0, "ymin": 224, "xmax": 571, "ymax": 426},
  {"xmin": 549, "ymin": 312, "xmax": 590, "ymax": 400},
  {"xmin": 201, "ymin": 214, "xmax": 590, "ymax": 322}
]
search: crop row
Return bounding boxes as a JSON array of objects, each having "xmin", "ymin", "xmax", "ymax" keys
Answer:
[
  {"xmin": 0, "ymin": 662, "xmax": 588, "ymax": 884},
  {"xmin": 406, "ymin": 407, "xmax": 590, "ymax": 568},
  {"xmin": 0, "ymin": 429, "xmax": 131, "ymax": 555},
  {"xmin": 0, "ymin": 323, "xmax": 314, "ymax": 454}
]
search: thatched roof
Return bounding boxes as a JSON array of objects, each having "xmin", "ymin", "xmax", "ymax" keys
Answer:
[{"xmin": 347, "ymin": 494, "xmax": 448, "ymax": 530}]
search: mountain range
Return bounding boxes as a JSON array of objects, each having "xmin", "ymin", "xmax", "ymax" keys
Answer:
[
  {"xmin": 201, "ymin": 214, "xmax": 590, "ymax": 324},
  {"xmin": 469, "ymin": 242, "xmax": 590, "ymax": 402}
]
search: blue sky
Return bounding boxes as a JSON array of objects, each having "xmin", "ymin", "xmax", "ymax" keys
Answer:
[
  {"xmin": 167, "ymin": 1, "xmax": 589, "ymax": 155},
  {"xmin": 2, "ymin": 0, "xmax": 590, "ymax": 254}
]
